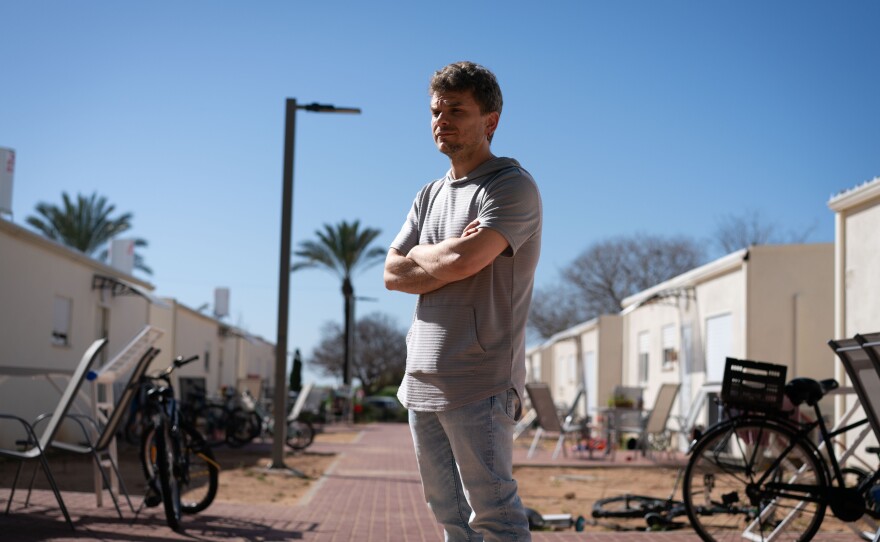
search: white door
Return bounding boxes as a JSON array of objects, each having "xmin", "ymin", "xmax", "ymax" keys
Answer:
[
  {"xmin": 584, "ymin": 350, "xmax": 597, "ymax": 415},
  {"xmin": 705, "ymin": 313, "xmax": 732, "ymax": 383},
  {"xmin": 680, "ymin": 324, "xmax": 693, "ymax": 419}
]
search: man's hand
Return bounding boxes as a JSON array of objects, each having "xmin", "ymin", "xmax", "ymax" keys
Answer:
[{"xmin": 461, "ymin": 219, "xmax": 481, "ymax": 238}]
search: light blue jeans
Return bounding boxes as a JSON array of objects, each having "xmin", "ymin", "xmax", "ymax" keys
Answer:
[{"xmin": 409, "ymin": 389, "xmax": 531, "ymax": 542}]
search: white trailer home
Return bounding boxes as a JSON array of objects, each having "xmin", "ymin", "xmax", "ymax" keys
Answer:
[
  {"xmin": 525, "ymin": 315, "xmax": 622, "ymax": 420},
  {"xmin": 620, "ymin": 244, "xmax": 834, "ymax": 431}
]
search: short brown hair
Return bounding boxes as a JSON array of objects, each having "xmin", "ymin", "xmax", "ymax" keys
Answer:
[{"xmin": 429, "ymin": 61, "xmax": 503, "ymax": 116}]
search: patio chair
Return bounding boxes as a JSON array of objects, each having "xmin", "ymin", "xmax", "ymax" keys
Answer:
[
  {"xmin": 612, "ymin": 383, "xmax": 680, "ymax": 458},
  {"xmin": 640, "ymin": 383, "xmax": 681, "ymax": 457},
  {"xmin": 828, "ymin": 332, "xmax": 880, "ymax": 542},
  {"xmin": 0, "ymin": 338, "xmax": 108, "ymax": 530},
  {"xmin": 30, "ymin": 346, "xmax": 161, "ymax": 517},
  {"xmin": 524, "ymin": 382, "xmax": 585, "ymax": 459}
]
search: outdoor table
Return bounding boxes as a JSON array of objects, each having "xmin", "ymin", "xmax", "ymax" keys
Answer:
[{"xmin": 598, "ymin": 405, "xmax": 646, "ymax": 457}]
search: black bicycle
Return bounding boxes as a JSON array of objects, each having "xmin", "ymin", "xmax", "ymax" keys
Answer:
[
  {"xmin": 185, "ymin": 387, "xmax": 261, "ymax": 448},
  {"xmin": 242, "ymin": 389, "xmax": 316, "ymax": 450},
  {"xmin": 137, "ymin": 354, "xmax": 220, "ymax": 531},
  {"xmin": 681, "ymin": 358, "xmax": 880, "ymax": 542}
]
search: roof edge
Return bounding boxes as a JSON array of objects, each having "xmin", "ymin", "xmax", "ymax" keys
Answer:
[
  {"xmin": 828, "ymin": 176, "xmax": 880, "ymax": 212},
  {"xmin": 621, "ymin": 248, "xmax": 749, "ymax": 309}
]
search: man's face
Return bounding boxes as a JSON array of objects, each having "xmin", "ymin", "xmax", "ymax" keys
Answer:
[{"xmin": 430, "ymin": 90, "xmax": 496, "ymax": 159}]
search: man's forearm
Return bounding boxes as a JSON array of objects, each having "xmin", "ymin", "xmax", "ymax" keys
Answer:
[
  {"xmin": 384, "ymin": 249, "xmax": 449, "ymax": 294},
  {"xmin": 406, "ymin": 241, "xmax": 466, "ymax": 282},
  {"xmin": 407, "ymin": 225, "xmax": 507, "ymax": 282}
]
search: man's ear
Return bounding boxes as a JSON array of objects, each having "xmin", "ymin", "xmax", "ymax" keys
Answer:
[{"xmin": 485, "ymin": 111, "xmax": 500, "ymax": 139}]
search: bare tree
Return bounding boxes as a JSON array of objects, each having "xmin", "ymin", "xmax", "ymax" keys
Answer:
[
  {"xmin": 528, "ymin": 233, "xmax": 705, "ymax": 339},
  {"xmin": 528, "ymin": 283, "xmax": 589, "ymax": 339},
  {"xmin": 713, "ymin": 210, "xmax": 816, "ymax": 254},
  {"xmin": 309, "ymin": 312, "xmax": 407, "ymax": 395}
]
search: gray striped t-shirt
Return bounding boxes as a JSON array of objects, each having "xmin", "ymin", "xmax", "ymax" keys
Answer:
[{"xmin": 391, "ymin": 157, "xmax": 542, "ymax": 411}]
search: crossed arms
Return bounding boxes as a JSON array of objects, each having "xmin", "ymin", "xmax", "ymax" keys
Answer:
[{"xmin": 383, "ymin": 220, "xmax": 509, "ymax": 295}]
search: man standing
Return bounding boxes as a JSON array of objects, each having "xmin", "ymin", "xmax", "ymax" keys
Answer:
[{"xmin": 384, "ymin": 61, "xmax": 542, "ymax": 541}]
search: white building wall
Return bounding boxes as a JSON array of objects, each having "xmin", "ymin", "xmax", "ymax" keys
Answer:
[
  {"xmin": 0, "ymin": 219, "xmax": 276, "ymax": 448},
  {"xmin": 829, "ymin": 177, "xmax": 880, "ymax": 458},
  {"xmin": 0, "ymin": 220, "xmax": 155, "ymax": 447},
  {"xmin": 843, "ymin": 200, "xmax": 880, "ymax": 333}
]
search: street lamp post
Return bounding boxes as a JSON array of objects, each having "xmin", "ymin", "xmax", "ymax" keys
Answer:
[{"xmin": 271, "ymin": 99, "xmax": 361, "ymax": 470}]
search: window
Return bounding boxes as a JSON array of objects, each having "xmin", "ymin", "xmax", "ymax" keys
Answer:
[
  {"xmin": 52, "ymin": 296, "xmax": 72, "ymax": 346},
  {"xmin": 662, "ymin": 324, "xmax": 678, "ymax": 371},
  {"xmin": 638, "ymin": 331, "xmax": 650, "ymax": 383}
]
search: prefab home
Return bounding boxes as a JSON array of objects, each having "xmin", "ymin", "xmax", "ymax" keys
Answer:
[{"xmin": 620, "ymin": 244, "xmax": 834, "ymax": 432}]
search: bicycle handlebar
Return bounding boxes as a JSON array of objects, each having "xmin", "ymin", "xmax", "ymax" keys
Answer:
[
  {"xmin": 150, "ymin": 354, "xmax": 200, "ymax": 380},
  {"xmin": 174, "ymin": 354, "xmax": 200, "ymax": 368}
]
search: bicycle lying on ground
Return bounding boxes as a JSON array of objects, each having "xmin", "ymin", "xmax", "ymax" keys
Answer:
[
  {"xmin": 681, "ymin": 357, "xmax": 880, "ymax": 542},
  {"xmin": 136, "ymin": 354, "xmax": 220, "ymax": 531},
  {"xmin": 591, "ymin": 467, "xmax": 735, "ymax": 531}
]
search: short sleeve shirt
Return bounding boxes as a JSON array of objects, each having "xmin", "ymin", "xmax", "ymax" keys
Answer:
[{"xmin": 391, "ymin": 157, "xmax": 542, "ymax": 411}]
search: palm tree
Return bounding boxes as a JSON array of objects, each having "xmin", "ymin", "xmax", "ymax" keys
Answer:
[
  {"xmin": 26, "ymin": 191, "xmax": 152, "ymax": 274},
  {"xmin": 291, "ymin": 220, "xmax": 385, "ymax": 385}
]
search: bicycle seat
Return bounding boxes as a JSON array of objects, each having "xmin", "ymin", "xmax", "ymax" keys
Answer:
[{"xmin": 784, "ymin": 378, "xmax": 838, "ymax": 406}]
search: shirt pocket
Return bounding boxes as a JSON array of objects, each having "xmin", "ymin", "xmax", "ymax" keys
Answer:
[{"xmin": 406, "ymin": 304, "xmax": 486, "ymax": 376}]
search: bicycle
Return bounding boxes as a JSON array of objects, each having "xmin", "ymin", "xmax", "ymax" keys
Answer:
[
  {"xmin": 136, "ymin": 354, "xmax": 220, "ymax": 531},
  {"xmin": 238, "ymin": 389, "xmax": 316, "ymax": 450},
  {"xmin": 591, "ymin": 464, "xmax": 750, "ymax": 531},
  {"xmin": 183, "ymin": 387, "xmax": 263, "ymax": 448},
  {"xmin": 681, "ymin": 357, "xmax": 880, "ymax": 542}
]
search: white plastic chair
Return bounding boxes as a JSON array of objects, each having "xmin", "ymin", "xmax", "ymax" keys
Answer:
[{"xmin": 0, "ymin": 338, "xmax": 107, "ymax": 530}]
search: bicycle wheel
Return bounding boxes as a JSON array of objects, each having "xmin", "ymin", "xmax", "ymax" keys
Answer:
[
  {"xmin": 226, "ymin": 408, "xmax": 260, "ymax": 447},
  {"xmin": 154, "ymin": 420, "xmax": 183, "ymax": 531},
  {"xmin": 285, "ymin": 418, "xmax": 315, "ymax": 450},
  {"xmin": 142, "ymin": 424, "xmax": 219, "ymax": 514},
  {"xmin": 842, "ymin": 467, "xmax": 880, "ymax": 541},
  {"xmin": 683, "ymin": 419, "xmax": 827, "ymax": 542},
  {"xmin": 592, "ymin": 494, "xmax": 677, "ymax": 518},
  {"xmin": 201, "ymin": 404, "xmax": 228, "ymax": 447}
]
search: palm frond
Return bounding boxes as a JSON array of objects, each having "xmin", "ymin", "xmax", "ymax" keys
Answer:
[
  {"xmin": 291, "ymin": 219, "xmax": 385, "ymax": 281},
  {"xmin": 25, "ymin": 191, "xmax": 148, "ymax": 273}
]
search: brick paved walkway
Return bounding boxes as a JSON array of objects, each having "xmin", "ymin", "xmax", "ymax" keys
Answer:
[{"xmin": 0, "ymin": 423, "xmax": 861, "ymax": 541}]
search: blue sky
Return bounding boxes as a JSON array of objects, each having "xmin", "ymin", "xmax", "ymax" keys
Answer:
[{"xmin": 2, "ymin": 1, "xmax": 878, "ymax": 385}]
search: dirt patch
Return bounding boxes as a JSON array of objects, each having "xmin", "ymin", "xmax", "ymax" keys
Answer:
[
  {"xmin": 0, "ymin": 429, "xmax": 356, "ymax": 508},
  {"xmin": 513, "ymin": 464, "xmax": 864, "ymax": 534},
  {"xmin": 514, "ymin": 465, "xmax": 682, "ymax": 532}
]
